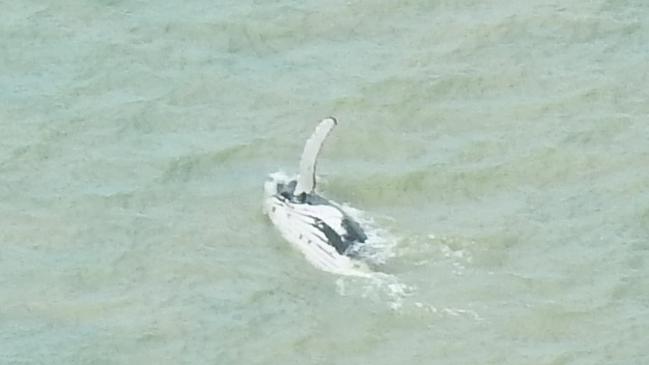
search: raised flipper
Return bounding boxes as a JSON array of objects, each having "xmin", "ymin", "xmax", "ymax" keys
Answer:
[{"xmin": 294, "ymin": 117, "xmax": 337, "ymax": 195}]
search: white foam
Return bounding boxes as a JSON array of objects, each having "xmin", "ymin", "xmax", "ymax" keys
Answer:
[
  {"xmin": 337, "ymin": 202, "xmax": 399, "ymax": 267},
  {"xmin": 336, "ymin": 272, "xmax": 415, "ymax": 310}
]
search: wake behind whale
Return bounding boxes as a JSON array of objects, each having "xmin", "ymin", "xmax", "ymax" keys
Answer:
[{"xmin": 263, "ymin": 117, "xmax": 375, "ymax": 276}]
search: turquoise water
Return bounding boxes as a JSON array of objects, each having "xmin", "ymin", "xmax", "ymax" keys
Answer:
[{"xmin": 2, "ymin": 1, "xmax": 648, "ymax": 364}]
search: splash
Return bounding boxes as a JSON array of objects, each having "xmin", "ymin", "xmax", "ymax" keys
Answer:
[
  {"xmin": 335, "ymin": 272, "xmax": 415, "ymax": 310},
  {"xmin": 332, "ymin": 199, "xmax": 416, "ymax": 309}
]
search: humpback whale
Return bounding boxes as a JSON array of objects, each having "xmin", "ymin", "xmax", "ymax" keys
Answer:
[{"xmin": 264, "ymin": 117, "xmax": 369, "ymax": 275}]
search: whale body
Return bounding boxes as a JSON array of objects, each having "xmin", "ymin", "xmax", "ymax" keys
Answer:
[{"xmin": 264, "ymin": 117, "xmax": 369, "ymax": 275}]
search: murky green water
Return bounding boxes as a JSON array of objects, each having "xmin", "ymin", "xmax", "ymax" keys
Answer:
[{"xmin": 2, "ymin": 1, "xmax": 648, "ymax": 364}]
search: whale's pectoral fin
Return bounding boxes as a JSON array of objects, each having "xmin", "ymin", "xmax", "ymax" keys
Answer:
[{"xmin": 294, "ymin": 117, "xmax": 337, "ymax": 195}]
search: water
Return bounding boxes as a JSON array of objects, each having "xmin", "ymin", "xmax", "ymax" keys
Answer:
[{"xmin": 2, "ymin": 1, "xmax": 648, "ymax": 364}]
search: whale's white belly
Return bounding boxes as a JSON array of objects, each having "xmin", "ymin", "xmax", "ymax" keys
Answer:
[
  {"xmin": 263, "ymin": 178, "xmax": 369, "ymax": 276},
  {"xmin": 264, "ymin": 195, "xmax": 356, "ymax": 274}
]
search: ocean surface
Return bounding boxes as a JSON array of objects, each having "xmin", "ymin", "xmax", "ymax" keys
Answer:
[{"xmin": 2, "ymin": 1, "xmax": 648, "ymax": 364}]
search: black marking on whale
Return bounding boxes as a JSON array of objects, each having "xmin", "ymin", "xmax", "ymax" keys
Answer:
[
  {"xmin": 311, "ymin": 218, "xmax": 348, "ymax": 255},
  {"xmin": 308, "ymin": 216, "xmax": 367, "ymax": 255}
]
